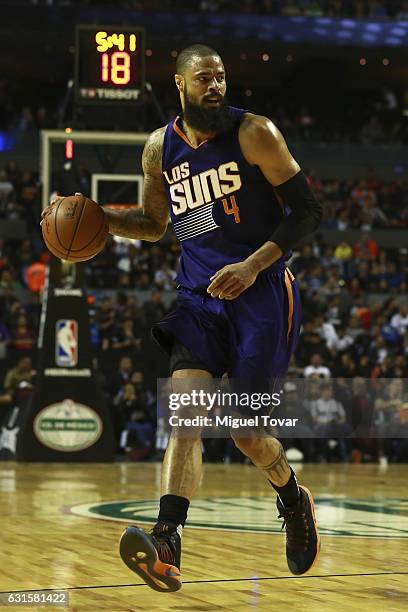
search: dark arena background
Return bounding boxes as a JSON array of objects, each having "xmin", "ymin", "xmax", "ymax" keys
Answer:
[{"xmin": 0, "ymin": 1, "xmax": 407, "ymax": 610}]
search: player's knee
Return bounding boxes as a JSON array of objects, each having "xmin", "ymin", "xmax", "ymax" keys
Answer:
[{"xmin": 232, "ymin": 436, "xmax": 262, "ymax": 458}]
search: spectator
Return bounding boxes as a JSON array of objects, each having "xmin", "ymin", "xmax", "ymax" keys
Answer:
[
  {"xmin": 315, "ymin": 315, "xmax": 337, "ymax": 348},
  {"xmin": 0, "ymin": 320, "xmax": 11, "ymax": 359},
  {"xmin": 348, "ymin": 278, "xmax": 363, "ymax": 299},
  {"xmin": 110, "ymin": 356, "xmax": 136, "ymax": 396},
  {"xmin": 296, "ymin": 322, "xmax": 330, "ymax": 367},
  {"xmin": 350, "ymin": 377, "xmax": 379, "ymax": 461},
  {"xmin": 374, "ymin": 379, "xmax": 408, "ymax": 461},
  {"xmin": 117, "ymin": 383, "xmax": 154, "ymax": 457},
  {"xmin": 25, "ymin": 260, "xmax": 46, "ymax": 293},
  {"xmin": 135, "ymin": 272, "xmax": 153, "ymax": 290},
  {"xmin": 353, "ymin": 232, "xmax": 379, "ymax": 260},
  {"xmin": 390, "ymin": 304, "xmax": 408, "ymax": 336},
  {"xmin": 17, "ymin": 107, "xmax": 35, "ymax": 131},
  {"xmin": 111, "ymin": 319, "xmax": 142, "ymax": 362},
  {"xmin": 118, "ymin": 272, "xmax": 132, "ymax": 289},
  {"xmin": 143, "ymin": 290, "xmax": 167, "ymax": 327},
  {"xmin": 361, "ymin": 199, "xmax": 388, "ymax": 229},
  {"xmin": 336, "ymin": 211, "xmax": 350, "ymax": 231},
  {"xmin": 0, "ymin": 270, "xmax": 20, "ymax": 291},
  {"xmin": 327, "ymin": 325, "xmax": 355, "ymax": 353},
  {"xmin": 355, "ymin": 355, "xmax": 373, "ymax": 378},
  {"xmin": 4, "ymin": 357, "xmax": 36, "ymax": 394},
  {"xmin": 10, "ymin": 315, "xmax": 36, "ymax": 358},
  {"xmin": 368, "ymin": 334, "xmax": 389, "ymax": 365},
  {"xmin": 154, "ymin": 262, "xmax": 177, "ymax": 291},
  {"xmin": 276, "ymin": 382, "xmax": 315, "ymax": 461},
  {"xmin": 0, "ymin": 390, "xmax": 12, "ymax": 406},
  {"xmin": 0, "ymin": 319, "xmax": 11, "ymax": 385},
  {"xmin": 304, "ymin": 353, "xmax": 332, "ymax": 379},
  {"xmin": 334, "ymin": 240, "xmax": 353, "ymax": 262},
  {"xmin": 97, "ymin": 296, "xmax": 117, "ymax": 341},
  {"xmin": 0, "ymin": 170, "xmax": 14, "ymax": 214},
  {"xmin": 291, "ymin": 244, "xmax": 319, "ymax": 277},
  {"xmin": 351, "ymin": 378, "xmax": 374, "ymax": 432},
  {"xmin": 393, "ymin": 355, "xmax": 408, "ymax": 378},
  {"xmin": 308, "ymin": 383, "xmax": 352, "ymax": 460},
  {"xmin": 5, "ymin": 160, "xmax": 21, "ymax": 187},
  {"xmin": 333, "ymin": 353, "xmax": 357, "ymax": 378},
  {"xmin": 372, "ymin": 355, "xmax": 396, "ymax": 378},
  {"xmin": 381, "ymin": 262, "xmax": 404, "ymax": 290}
]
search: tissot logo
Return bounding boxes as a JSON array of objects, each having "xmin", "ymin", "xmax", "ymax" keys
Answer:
[
  {"xmin": 164, "ymin": 160, "xmax": 242, "ymax": 215},
  {"xmin": 68, "ymin": 497, "xmax": 408, "ymax": 539}
]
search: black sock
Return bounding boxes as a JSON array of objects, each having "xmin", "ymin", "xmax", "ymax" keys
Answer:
[
  {"xmin": 158, "ymin": 494, "xmax": 190, "ymax": 527},
  {"xmin": 270, "ymin": 468, "xmax": 300, "ymax": 507}
]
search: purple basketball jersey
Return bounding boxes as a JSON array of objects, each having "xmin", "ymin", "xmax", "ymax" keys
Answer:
[{"xmin": 162, "ymin": 106, "xmax": 290, "ymax": 291}]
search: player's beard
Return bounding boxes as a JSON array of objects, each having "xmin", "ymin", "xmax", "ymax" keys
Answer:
[{"xmin": 183, "ymin": 86, "xmax": 235, "ymax": 134}]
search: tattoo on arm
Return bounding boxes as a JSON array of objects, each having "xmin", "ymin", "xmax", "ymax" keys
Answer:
[
  {"xmin": 141, "ymin": 128, "xmax": 163, "ymax": 171},
  {"xmin": 260, "ymin": 443, "xmax": 291, "ymax": 487},
  {"xmin": 103, "ymin": 127, "xmax": 169, "ymax": 242}
]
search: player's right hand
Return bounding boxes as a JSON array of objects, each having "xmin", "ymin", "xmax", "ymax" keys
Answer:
[{"xmin": 40, "ymin": 192, "xmax": 83, "ymax": 227}]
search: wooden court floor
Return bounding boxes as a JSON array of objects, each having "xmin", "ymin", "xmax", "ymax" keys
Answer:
[{"xmin": 0, "ymin": 461, "xmax": 407, "ymax": 611}]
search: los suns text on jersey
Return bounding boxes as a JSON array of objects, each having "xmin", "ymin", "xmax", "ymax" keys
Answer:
[{"xmin": 163, "ymin": 161, "xmax": 242, "ymax": 215}]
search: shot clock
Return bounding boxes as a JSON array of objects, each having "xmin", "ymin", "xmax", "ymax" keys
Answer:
[{"xmin": 74, "ymin": 25, "xmax": 145, "ymax": 104}]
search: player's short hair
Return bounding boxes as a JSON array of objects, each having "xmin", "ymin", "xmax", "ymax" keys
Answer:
[{"xmin": 176, "ymin": 44, "xmax": 221, "ymax": 75}]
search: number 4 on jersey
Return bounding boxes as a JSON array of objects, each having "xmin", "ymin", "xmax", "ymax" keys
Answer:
[{"xmin": 222, "ymin": 195, "xmax": 240, "ymax": 223}]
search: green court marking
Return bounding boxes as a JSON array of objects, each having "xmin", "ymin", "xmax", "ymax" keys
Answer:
[{"xmin": 69, "ymin": 496, "xmax": 408, "ymax": 539}]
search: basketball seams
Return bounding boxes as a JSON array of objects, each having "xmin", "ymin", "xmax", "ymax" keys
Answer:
[
  {"xmin": 66, "ymin": 195, "xmax": 87, "ymax": 259},
  {"xmin": 68, "ymin": 209, "xmax": 106, "ymax": 252},
  {"xmin": 53, "ymin": 197, "xmax": 68, "ymax": 254},
  {"xmin": 43, "ymin": 234, "xmax": 78, "ymax": 260},
  {"xmin": 43, "ymin": 195, "xmax": 108, "ymax": 261},
  {"xmin": 43, "ymin": 234, "xmax": 96, "ymax": 261},
  {"xmin": 43, "ymin": 235, "xmax": 68, "ymax": 258}
]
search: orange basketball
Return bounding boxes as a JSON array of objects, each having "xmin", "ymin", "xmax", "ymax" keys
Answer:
[{"xmin": 42, "ymin": 194, "xmax": 108, "ymax": 262}]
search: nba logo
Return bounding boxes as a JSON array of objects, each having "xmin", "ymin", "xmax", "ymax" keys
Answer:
[{"xmin": 56, "ymin": 320, "xmax": 78, "ymax": 367}]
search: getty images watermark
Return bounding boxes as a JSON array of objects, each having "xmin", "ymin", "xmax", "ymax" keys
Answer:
[
  {"xmin": 166, "ymin": 388, "xmax": 298, "ymax": 429},
  {"xmin": 156, "ymin": 377, "xmax": 408, "ymax": 439},
  {"xmin": 157, "ymin": 379, "xmax": 304, "ymax": 438}
]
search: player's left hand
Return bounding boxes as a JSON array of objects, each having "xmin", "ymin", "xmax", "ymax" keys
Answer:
[
  {"xmin": 207, "ymin": 261, "xmax": 259, "ymax": 300},
  {"xmin": 40, "ymin": 192, "xmax": 83, "ymax": 227}
]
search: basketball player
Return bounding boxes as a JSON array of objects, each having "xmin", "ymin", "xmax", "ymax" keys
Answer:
[{"xmin": 45, "ymin": 44, "xmax": 322, "ymax": 592}]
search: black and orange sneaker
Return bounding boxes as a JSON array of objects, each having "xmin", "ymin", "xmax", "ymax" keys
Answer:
[
  {"xmin": 277, "ymin": 485, "xmax": 321, "ymax": 575},
  {"xmin": 119, "ymin": 522, "xmax": 182, "ymax": 592}
]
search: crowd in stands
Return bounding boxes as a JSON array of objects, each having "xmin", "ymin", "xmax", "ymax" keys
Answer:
[
  {"xmin": 1, "ymin": 160, "xmax": 407, "ymax": 233},
  {"xmin": 1, "ymin": 5, "xmax": 406, "ymax": 145},
  {"xmin": 2, "ymin": 82, "xmax": 406, "ymax": 146},
  {"xmin": 310, "ymin": 170, "xmax": 408, "ymax": 229},
  {"xmin": 19, "ymin": 0, "xmax": 408, "ymax": 20},
  {"xmin": 224, "ymin": 86, "xmax": 407, "ymax": 145},
  {"xmin": 0, "ymin": 156, "xmax": 407, "ymax": 462}
]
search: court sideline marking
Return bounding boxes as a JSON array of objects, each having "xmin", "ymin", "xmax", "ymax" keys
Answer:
[{"xmin": 1, "ymin": 571, "xmax": 408, "ymax": 594}]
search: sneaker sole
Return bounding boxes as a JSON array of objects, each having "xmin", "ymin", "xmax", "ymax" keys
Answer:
[
  {"xmin": 294, "ymin": 485, "xmax": 321, "ymax": 575},
  {"xmin": 119, "ymin": 526, "xmax": 182, "ymax": 593}
]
